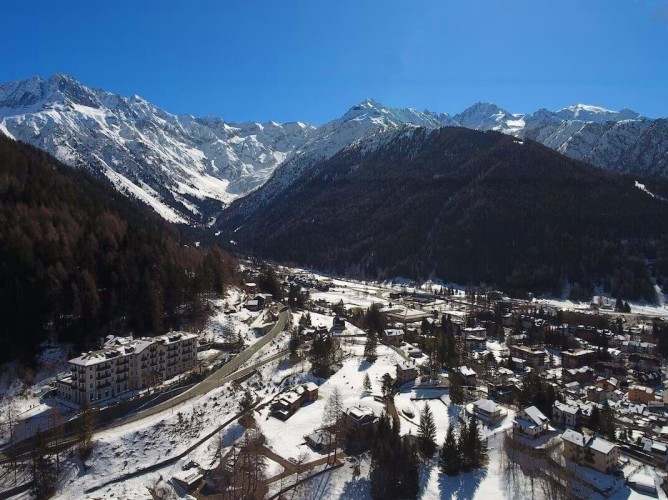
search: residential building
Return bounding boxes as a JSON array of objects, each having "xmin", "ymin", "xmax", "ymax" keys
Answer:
[
  {"xmin": 396, "ymin": 363, "xmax": 419, "ymax": 385},
  {"xmin": 271, "ymin": 382, "xmax": 319, "ymax": 420},
  {"xmin": 344, "ymin": 406, "xmax": 379, "ymax": 436},
  {"xmin": 561, "ymin": 429, "xmax": 620, "ymax": 474},
  {"xmin": 562, "ymin": 349, "xmax": 597, "ymax": 369},
  {"xmin": 563, "ymin": 366, "xmax": 595, "ymax": 385},
  {"xmin": 552, "ymin": 400, "xmax": 581, "ymax": 428},
  {"xmin": 510, "ymin": 345, "xmax": 546, "ymax": 368},
  {"xmin": 56, "ymin": 332, "xmax": 197, "ymax": 405},
  {"xmin": 471, "ymin": 399, "xmax": 505, "ymax": 423},
  {"xmin": 628, "ymin": 385, "xmax": 655, "ymax": 405},
  {"xmin": 513, "ymin": 406, "xmax": 550, "ymax": 440},
  {"xmin": 382, "ymin": 329, "xmax": 404, "ymax": 346}
]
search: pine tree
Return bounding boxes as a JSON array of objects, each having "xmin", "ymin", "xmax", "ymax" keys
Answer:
[
  {"xmin": 364, "ymin": 330, "xmax": 378, "ymax": 361},
  {"xmin": 449, "ymin": 372, "xmax": 464, "ymax": 405},
  {"xmin": 31, "ymin": 428, "xmax": 55, "ymax": 499},
  {"xmin": 400, "ymin": 435, "xmax": 420, "ymax": 499},
  {"xmin": 417, "ymin": 403, "xmax": 437, "ymax": 458},
  {"xmin": 458, "ymin": 419, "xmax": 472, "ymax": 471},
  {"xmin": 439, "ymin": 424, "xmax": 461, "ymax": 475},
  {"xmin": 363, "ymin": 373, "xmax": 372, "ymax": 393},
  {"xmin": 472, "ymin": 418, "xmax": 488, "ymax": 467}
]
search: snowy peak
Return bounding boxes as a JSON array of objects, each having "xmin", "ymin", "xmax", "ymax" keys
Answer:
[
  {"xmin": 555, "ymin": 104, "xmax": 643, "ymax": 123},
  {"xmin": 454, "ymin": 102, "xmax": 524, "ymax": 133},
  {"xmin": 341, "ymin": 99, "xmax": 456, "ymax": 128}
]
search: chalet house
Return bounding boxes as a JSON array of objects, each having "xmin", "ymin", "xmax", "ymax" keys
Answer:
[
  {"xmin": 305, "ymin": 429, "xmax": 337, "ymax": 453},
  {"xmin": 458, "ymin": 365, "xmax": 477, "ymax": 386},
  {"xmin": 562, "ymin": 349, "xmax": 597, "ymax": 369},
  {"xmin": 510, "ymin": 345, "xmax": 546, "ymax": 368},
  {"xmin": 552, "ymin": 400, "xmax": 581, "ymax": 428},
  {"xmin": 561, "ymin": 429, "xmax": 619, "ymax": 474},
  {"xmin": 586, "ymin": 387, "xmax": 607, "ymax": 403},
  {"xmin": 471, "ymin": 399, "xmax": 505, "ymax": 423},
  {"xmin": 563, "ymin": 366, "xmax": 595, "ymax": 385},
  {"xmin": 628, "ymin": 385, "xmax": 655, "ymax": 405},
  {"xmin": 596, "ymin": 377, "xmax": 619, "ymax": 396},
  {"xmin": 513, "ymin": 406, "xmax": 550, "ymax": 440},
  {"xmin": 271, "ymin": 382, "xmax": 319, "ymax": 420},
  {"xmin": 345, "ymin": 406, "xmax": 379, "ymax": 436},
  {"xmin": 383, "ymin": 329, "xmax": 405, "ymax": 346},
  {"xmin": 396, "ymin": 363, "xmax": 419, "ymax": 385}
]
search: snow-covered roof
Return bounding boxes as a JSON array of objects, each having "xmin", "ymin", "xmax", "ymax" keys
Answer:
[
  {"xmin": 589, "ymin": 436, "xmax": 617, "ymax": 455},
  {"xmin": 473, "ymin": 399, "xmax": 500, "ymax": 414},
  {"xmin": 522, "ymin": 406, "xmax": 548, "ymax": 426},
  {"xmin": 554, "ymin": 400, "xmax": 579, "ymax": 415}
]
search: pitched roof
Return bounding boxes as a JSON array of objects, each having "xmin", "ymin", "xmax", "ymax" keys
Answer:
[{"xmin": 522, "ymin": 406, "xmax": 549, "ymax": 426}]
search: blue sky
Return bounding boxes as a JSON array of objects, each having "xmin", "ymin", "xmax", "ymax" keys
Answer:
[{"xmin": 3, "ymin": 0, "xmax": 668, "ymax": 123}]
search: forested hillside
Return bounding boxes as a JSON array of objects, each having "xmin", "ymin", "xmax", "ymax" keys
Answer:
[
  {"xmin": 218, "ymin": 126, "xmax": 668, "ymax": 301},
  {"xmin": 0, "ymin": 136, "xmax": 237, "ymax": 363}
]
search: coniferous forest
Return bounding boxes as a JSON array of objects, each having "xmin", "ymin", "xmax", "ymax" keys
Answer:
[
  {"xmin": 219, "ymin": 127, "xmax": 668, "ymax": 301},
  {"xmin": 0, "ymin": 136, "xmax": 237, "ymax": 363}
]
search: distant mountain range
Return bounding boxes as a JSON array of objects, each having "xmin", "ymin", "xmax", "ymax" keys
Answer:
[{"xmin": 1, "ymin": 74, "xmax": 668, "ymax": 225}]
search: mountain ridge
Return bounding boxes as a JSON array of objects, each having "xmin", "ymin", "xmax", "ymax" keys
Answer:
[{"xmin": 1, "ymin": 73, "xmax": 668, "ymax": 225}]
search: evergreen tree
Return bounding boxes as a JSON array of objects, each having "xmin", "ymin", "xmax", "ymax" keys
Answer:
[
  {"xmin": 417, "ymin": 403, "xmax": 437, "ymax": 458},
  {"xmin": 288, "ymin": 328, "xmax": 300, "ymax": 355},
  {"xmin": 439, "ymin": 424, "xmax": 461, "ymax": 475},
  {"xmin": 399, "ymin": 435, "xmax": 420, "ymax": 499},
  {"xmin": 363, "ymin": 373, "xmax": 372, "ymax": 393},
  {"xmin": 449, "ymin": 372, "xmax": 464, "ymax": 405},
  {"xmin": 458, "ymin": 419, "xmax": 472, "ymax": 471},
  {"xmin": 30, "ymin": 428, "xmax": 55, "ymax": 499},
  {"xmin": 471, "ymin": 418, "xmax": 488, "ymax": 467},
  {"xmin": 364, "ymin": 330, "xmax": 378, "ymax": 361}
]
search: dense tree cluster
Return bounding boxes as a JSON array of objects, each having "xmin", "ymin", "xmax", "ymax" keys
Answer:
[
  {"xmin": 0, "ymin": 137, "xmax": 237, "ymax": 363},
  {"xmin": 370, "ymin": 413, "xmax": 420, "ymax": 500},
  {"xmin": 439, "ymin": 418, "xmax": 488, "ymax": 476},
  {"xmin": 220, "ymin": 127, "xmax": 668, "ymax": 302}
]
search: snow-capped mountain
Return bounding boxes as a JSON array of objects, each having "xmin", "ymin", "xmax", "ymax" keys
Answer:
[
  {"xmin": 0, "ymin": 74, "xmax": 315, "ymax": 223},
  {"xmin": 227, "ymin": 98, "xmax": 458, "ymax": 217},
  {"xmin": 2, "ymin": 73, "xmax": 668, "ymax": 226}
]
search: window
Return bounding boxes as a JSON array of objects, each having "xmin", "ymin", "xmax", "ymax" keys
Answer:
[{"xmin": 89, "ymin": 393, "xmax": 94, "ymax": 402}]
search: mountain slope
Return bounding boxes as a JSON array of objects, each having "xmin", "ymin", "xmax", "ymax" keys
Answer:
[
  {"xmin": 0, "ymin": 74, "xmax": 315, "ymax": 224},
  {"xmin": 0, "ymin": 134, "xmax": 236, "ymax": 363},
  {"xmin": 217, "ymin": 126, "xmax": 668, "ymax": 300}
]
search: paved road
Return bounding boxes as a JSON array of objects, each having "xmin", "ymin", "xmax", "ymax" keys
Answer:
[{"xmin": 112, "ymin": 303, "xmax": 290, "ymax": 427}]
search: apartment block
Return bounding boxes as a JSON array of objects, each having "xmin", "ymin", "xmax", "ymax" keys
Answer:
[{"xmin": 56, "ymin": 332, "xmax": 197, "ymax": 405}]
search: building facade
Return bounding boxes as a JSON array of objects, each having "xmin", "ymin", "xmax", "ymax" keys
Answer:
[{"xmin": 56, "ymin": 332, "xmax": 197, "ymax": 405}]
